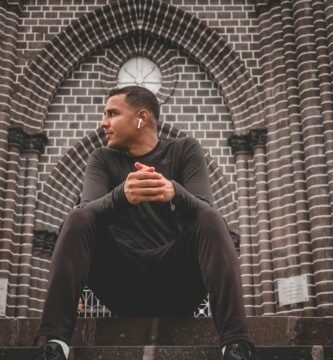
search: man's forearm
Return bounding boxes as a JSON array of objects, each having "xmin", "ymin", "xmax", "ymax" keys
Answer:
[
  {"xmin": 171, "ymin": 180, "xmax": 212, "ymax": 213},
  {"xmin": 80, "ymin": 182, "xmax": 130, "ymax": 218}
]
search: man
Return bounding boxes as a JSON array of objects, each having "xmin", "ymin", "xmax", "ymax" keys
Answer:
[{"xmin": 31, "ymin": 86, "xmax": 259, "ymax": 360}]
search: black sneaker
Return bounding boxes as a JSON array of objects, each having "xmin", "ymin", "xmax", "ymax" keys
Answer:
[
  {"xmin": 28, "ymin": 342, "xmax": 66, "ymax": 360},
  {"xmin": 222, "ymin": 342, "xmax": 259, "ymax": 360}
]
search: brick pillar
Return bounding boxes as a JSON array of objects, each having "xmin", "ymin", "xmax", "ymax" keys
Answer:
[
  {"xmin": 0, "ymin": 117, "xmax": 9, "ymax": 220},
  {"xmin": 249, "ymin": 128, "xmax": 275, "ymax": 315},
  {"xmin": 256, "ymin": 1, "xmax": 308, "ymax": 315},
  {"xmin": 1, "ymin": 128, "xmax": 25, "ymax": 316},
  {"xmin": 15, "ymin": 134, "xmax": 48, "ymax": 317},
  {"xmin": 228, "ymin": 134, "xmax": 255, "ymax": 316},
  {"xmin": 0, "ymin": 127, "xmax": 47, "ymax": 316},
  {"xmin": 0, "ymin": 1, "xmax": 20, "ymax": 112},
  {"xmin": 0, "ymin": 1, "xmax": 21, "ymax": 221},
  {"xmin": 324, "ymin": 0, "xmax": 333, "ymax": 72},
  {"xmin": 293, "ymin": 0, "xmax": 333, "ymax": 316},
  {"xmin": 28, "ymin": 231, "xmax": 55, "ymax": 316},
  {"xmin": 280, "ymin": 0, "xmax": 316, "ymax": 315},
  {"xmin": 312, "ymin": 0, "xmax": 333, "ymax": 215}
]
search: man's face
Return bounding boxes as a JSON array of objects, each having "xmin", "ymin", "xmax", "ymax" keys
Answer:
[{"xmin": 101, "ymin": 94, "xmax": 139, "ymax": 149}]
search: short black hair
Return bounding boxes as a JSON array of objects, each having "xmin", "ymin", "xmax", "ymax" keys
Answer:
[{"xmin": 108, "ymin": 86, "xmax": 160, "ymax": 121}]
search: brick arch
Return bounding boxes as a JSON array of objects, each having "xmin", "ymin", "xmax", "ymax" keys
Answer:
[
  {"xmin": 34, "ymin": 123, "xmax": 238, "ymax": 235},
  {"xmin": 10, "ymin": 0, "xmax": 264, "ymax": 134}
]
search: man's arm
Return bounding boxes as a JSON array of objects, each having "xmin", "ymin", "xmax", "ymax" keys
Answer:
[
  {"xmin": 80, "ymin": 149, "xmax": 129, "ymax": 216},
  {"xmin": 135, "ymin": 138, "xmax": 213, "ymax": 213},
  {"xmin": 170, "ymin": 138, "xmax": 213, "ymax": 212},
  {"xmin": 80, "ymin": 150, "xmax": 171, "ymax": 215},
  {"xmin": 80, "ymin": 139, "xmax": 212, "ymax": 217}
]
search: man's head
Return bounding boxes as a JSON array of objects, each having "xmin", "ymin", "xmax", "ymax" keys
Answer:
[
  {"xmin": 108, "ymin": 86, "xmax": 160, "ymax": 124},
  {"xmin": 101, "ymin": 86, "xmax": 160, "ymax": 153}
]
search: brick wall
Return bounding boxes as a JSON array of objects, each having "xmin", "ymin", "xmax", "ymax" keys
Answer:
[
  {"xmin": 0, "ymin": 0, "xmax": 332, "ymax": 318},
  {"xmin": 16, "ymin": 0, "xmax": 260, "ymax": 82},
  {"xmin": 39, "ymin": 49, "xmax": 236, "ymax": 192}
]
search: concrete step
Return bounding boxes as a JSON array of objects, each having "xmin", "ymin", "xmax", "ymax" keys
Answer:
[
  {"xmin": 1, "ymin": 317, "xmax": 333, "ymax": 359},
  {"xmin": 0, "ymin": 317, "xmax": 332, "ymax": 347},
  {"xmin": 1, "ymin": 345, "xmax": 333, "ymax": 360}
]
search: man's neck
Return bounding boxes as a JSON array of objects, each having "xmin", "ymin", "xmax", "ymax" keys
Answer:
[{"xmin": 126, "ymin": 134, "xmax": 159, "ymax": 157}]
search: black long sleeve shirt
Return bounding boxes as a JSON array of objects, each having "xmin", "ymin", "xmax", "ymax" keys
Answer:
[{"xmin": 80, "ymin": 136, "xmax": 213, "ymax": 249}]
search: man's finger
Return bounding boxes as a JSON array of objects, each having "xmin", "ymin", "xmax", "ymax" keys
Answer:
[
  {"xmin": 135, "ymin": 162, "xmax": 155, "ymax": 172},
  {"xmin": 129, "ymin": 171, "xmax": 163, "ymax": 180}
]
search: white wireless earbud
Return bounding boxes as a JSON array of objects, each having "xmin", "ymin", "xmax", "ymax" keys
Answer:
[{"xmin": 137, "ymin": 118, "xmax": 143, "ymax": 129}]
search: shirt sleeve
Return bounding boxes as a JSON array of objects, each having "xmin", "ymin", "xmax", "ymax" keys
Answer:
[
  {"xmin": 79, "ymin": 149, "xmax": 130, "ymax": 217},
  {"xmin": 171, "ymin": 138, "xmax": 213, "ymax": 212}
]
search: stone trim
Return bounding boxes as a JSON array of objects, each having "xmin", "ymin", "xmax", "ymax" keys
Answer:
[
  {"xmin": 249, "ymin": 128, "xmax": 267, "ymax": 149},
  {"xmin": 7, "ymin": 127, "xmax": 48, "ymax": 153},
  {"xmin": 228, "ymin": 134, "xmax": 252, "ymax": 155},
  {"xmin": 228, "ymin": 128, "xmax": 267, "ymax": 155},
  {"xmin": 33, "ymin": 230, "xmax": 58, "ymax": 256}
]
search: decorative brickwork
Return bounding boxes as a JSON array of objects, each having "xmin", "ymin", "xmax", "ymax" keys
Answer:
[
  {"xmin": 0, "ymin": 0, "xmax": 332, "ymax": 318},
  {"xmin": 254, "ymin": 0, "xmax": 333, "ymax": 316},
  {"xmin": 10, "ymin": 0, "xmax": 264, "ymax": 134},
  {"xmin": 99, "ymin": 36, "xmax": 178, "ymax": 105}
]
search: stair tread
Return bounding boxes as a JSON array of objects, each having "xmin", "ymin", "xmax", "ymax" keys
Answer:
[
  {"xmin": 1, "ymin": 345, "xmax": 333, "ymax": 360},
  {"xmin": 1, "ymin": 316, "xmax": 333, "ymax": 347}
]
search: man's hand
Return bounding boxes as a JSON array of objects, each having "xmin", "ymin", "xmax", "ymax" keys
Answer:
[
  {"xmin": 134, "ymin": 162, "xmax": 155, "ymax": 173},
  {"xmin": 124, "ymin": 162, "xmax": 175, "ymax": 204},
  {"xmin": 135, "ymin": 162, "xmax": 175, "ymax": 203}
]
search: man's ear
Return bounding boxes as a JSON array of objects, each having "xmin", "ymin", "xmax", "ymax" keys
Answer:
[{"xmin": 137, "ymin": 110, "xmax": 149, "ymax": 127}]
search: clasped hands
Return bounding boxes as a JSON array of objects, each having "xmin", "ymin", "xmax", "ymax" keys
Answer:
[{"xmin": 124, "ymin": 162, "xmax": 175, "ymax": 205}]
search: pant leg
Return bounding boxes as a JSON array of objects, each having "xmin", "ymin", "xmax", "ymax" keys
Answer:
[
  {"xmin": 138, "ymin": 206, "xmax": 252, "ymax": 346},
  {"xmin": 36, "ymin": 208, "xmax": 111, "ymax": 343},
  {"xmin": 180, "ymin": 206, "xmax": 252, "ymax": 346},
  {"xmin": 36, "ymin": 207, "xmax": 160, "ymax": 343},
  {"xmin": 36, "ymin": 205, "xmax": 251, "ymax": 346}
]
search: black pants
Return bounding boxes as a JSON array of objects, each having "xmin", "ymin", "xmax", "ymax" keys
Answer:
[{"xmin": 37, "ymin": 206, "xmax": 251, "ymax": 347}]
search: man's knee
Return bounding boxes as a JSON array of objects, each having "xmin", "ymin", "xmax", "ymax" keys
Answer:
[
  {"xmin": 54, "ymin": 208, "xmax": 100, "ymax": 252},
  {"xmin": 194, "ymin": 206, "xmax": 232, "ymax": 242},
  {"xmin": 63, "ymin": 207, "xmax": 99, "ymax": 230},
  {"xmin": 195, "ymin": 206, "xmax": 227, "ymax": 229}
]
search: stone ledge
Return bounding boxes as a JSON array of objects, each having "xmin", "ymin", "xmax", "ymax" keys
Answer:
[
  {"xmin": 0, "ymin": 317, "xmax": 332, "ymax": 347},
  {"xmin": 1, "ymin": 346, "xmax": 333, "ymax": 360}
]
